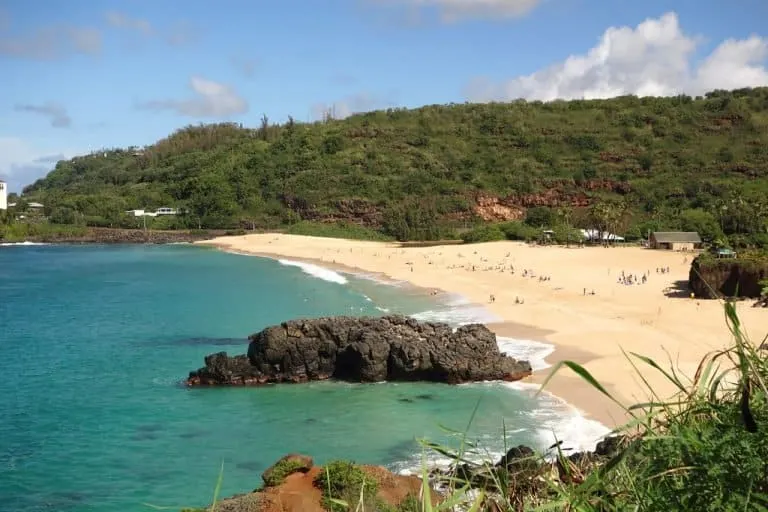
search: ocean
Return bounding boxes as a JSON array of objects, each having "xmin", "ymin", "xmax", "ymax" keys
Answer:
[{"xmin": 0, "ymin": 244, "xmax": 608, "ymax": 512}]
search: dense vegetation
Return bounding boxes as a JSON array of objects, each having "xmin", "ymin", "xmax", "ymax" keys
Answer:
[{"xmin": 19, "ymin": 87, "xmax": 768, "ymax": 246}]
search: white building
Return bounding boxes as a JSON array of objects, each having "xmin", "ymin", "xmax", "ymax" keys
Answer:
[
  {"xmin": 0, "ymin": 180, "xmax": 7, "ymax": 210},
  {"xmin": 126, "ymin": 209, "xmax": 157, "ymax": 218},
  {"xmin": 126, "ymin": 207, "xmax": 178, "ymax": 217}
]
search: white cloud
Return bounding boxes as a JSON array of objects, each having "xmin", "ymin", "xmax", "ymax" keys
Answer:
[
  {"xmin": 104, "ymin": 11, "xmax": 198, "ymax": 45},
  {"xmin": 377, "ymin": 0, "xmax": 542, "ymax": 22},
  {"xmin": 104, "ymin": 11, "xmax": 153, "ymax": 34},
  {"xmin": 165, "ymin": 20, "xmax": 199, "ymax": 46},
  {"xmin": 0, "ymin": 9, "xmax": 10, "ymax": 31},
  {"xmin": 14, "ymin": 102, "xmax": 72, "ymax": 128},
  {"xmin": 137, "ymin": 76, "xmax": 249, "ymax": 118},
  {"xmin": 464, "ymin": 12, "xmax": 768, "ymax": 102},
  {"xmin": 311, "ymin": 93, "xmax": 395, "ymax": 120},
  {"xmin": 0, "ymin": 25, "xmax": 102, "ymax": 60},
  {"xmin": 695, "ymin": 36, "xmax": 768, "ymax": 92},
  {"xmin": 231, "ymin": 56, "xmax": 259, "ymax": 78},
  {"xmin": 0, "ymin": 137, "xmax": 79, "ymax": 192}
]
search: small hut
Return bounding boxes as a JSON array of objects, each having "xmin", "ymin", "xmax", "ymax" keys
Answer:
[
  {"xmin": 649, "ymin": 232, "xmax": 702, "ymax": 251},
  {"xmin": 713, "ymin": 248, "xmax": 737, "ymax": 258}
]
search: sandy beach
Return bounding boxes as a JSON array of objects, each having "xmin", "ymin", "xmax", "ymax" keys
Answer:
[{"xmin": 199, "ymin": 234, "xmax": 768, "ymax": 428}]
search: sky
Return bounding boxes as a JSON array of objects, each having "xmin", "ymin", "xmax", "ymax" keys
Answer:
[{"xmin": 1, "ymin": 0, "xmax": 767, "ymax": 192}]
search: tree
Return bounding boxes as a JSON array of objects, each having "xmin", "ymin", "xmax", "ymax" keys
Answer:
[
  {"xmin": 187, "ymin": 174, "xmax": 237, "ymax": 229},
  {"xmin": 525, "ymin": 206, "xmax": 555, "ymax": 228},
  {"xmin": 50, "ymin": 206, "xmax": 77, "ymax": 225},
  {"xmin": 240, "ymin": 195, "xmax": 263, "ymax": 230},
  {"xmin": 588, "ymin": 200, "xmax": 625, "ymax": 244},
  {"xmin": 556, "ymin": 206, "xmax": 574, "ymax": 246},
  {"xmin": 679, "ymin": 209, "xmax": 723, "ymax": 242},
  {"xmin": 259, "ymin": 114, "xmax": 270, "ymax": 141}
]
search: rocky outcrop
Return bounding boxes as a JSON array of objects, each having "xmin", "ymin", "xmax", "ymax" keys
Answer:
[
  {"xmin": 261, "ymin": 454, "xmax": 314, "ymax": 487},
  {"xmin": 210, "ymin": 455, "xmax": 426, "ymax": 512},
  {"xmin": 197, "ymin": 436, "xmax": 626, "ymax": 511},
  {"xmin": 472, "ymin": 179, "xmax": 631, "ymax": 221},
  {"xmin": 186, "ymin": 315, "xmax": 532, "ymax": 386},
  {"xmin": 689, "ymin": 255, "xmax": 768, "ymax": 299},
  {"xmin": 474, "ymin": 195, "xmax": 525, "ymax": 222},
  {"xmin": 431, "ymin": 435, "xmax": 626, "ymax": 506}
]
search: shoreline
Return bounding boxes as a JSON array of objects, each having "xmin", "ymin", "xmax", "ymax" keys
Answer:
[
  {"xmin": 197, "ymin": 234, "xmax": 768, "ymax": 431},
  {"xmin": 202, "ymin": 238, "xmax": 630, "ymax": 428}
]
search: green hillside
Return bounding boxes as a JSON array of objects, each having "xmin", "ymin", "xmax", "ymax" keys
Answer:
[{"xmin": 21, "ymin": 87, "xmax": 768, "ymax": 245}]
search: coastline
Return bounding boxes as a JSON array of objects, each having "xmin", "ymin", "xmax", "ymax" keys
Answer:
[
  {"xmin": 198, "ymin": 234, "xmax": 768, "ymax": 431},
  {"xmin": 1, "ymin": 227, "xmax": 232, "ymax": 245},
  {"xmin": 201, "ymin": 236, "xmax": 617, "ymax": 428}
]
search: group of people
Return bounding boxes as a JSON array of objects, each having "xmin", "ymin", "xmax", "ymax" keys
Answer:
[{"xmin": 617, "ymin": 270, "xmax": 649, "ymax": 286}]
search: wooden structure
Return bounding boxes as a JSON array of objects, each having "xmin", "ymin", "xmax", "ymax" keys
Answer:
[{"xmin": 649, "ymin": 231, "xmax": 702, "ymax": 251}]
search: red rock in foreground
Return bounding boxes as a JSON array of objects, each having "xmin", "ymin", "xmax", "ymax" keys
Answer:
[
  {"xmin": 186, "ymin": 315, "xmax": 532, "ymax": 387},
  {"xmin": 210, "ymin": 455, "xmax": 431, "ymax": 512}
]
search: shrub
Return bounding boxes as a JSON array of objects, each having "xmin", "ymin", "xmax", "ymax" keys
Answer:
[
  {"xmin": 286, "ymin": 221, "xmax": 393, "ymax": 241},
  {"xmin": 499, "ymin": 221, "xmax": 539, "ymax": 241},
  {"xmin": 524, "ymin": 206, "xmax": 556, "ymax": 228},
  {"xmin": 395, "ymin": 494, "xmax": 420, "ymax": 511},
  {"xmin": 461, "ymin": 224, "xmax": 506, "ymax": 243},
  {"xmin": 262, "ymin": 458, "xmax": 309, "ymax": 487},
  {"xmin": 314, "ymin": 460, "xmax": 378, "ymax": 512}
]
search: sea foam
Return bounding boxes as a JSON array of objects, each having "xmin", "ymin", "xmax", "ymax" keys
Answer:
[
  {"xmin": 410, "ymin": 294, "xmax": 501, "ymax": 326},
  {"xmin": 0, "ymin": 241, "xmax": 48, "ymax": 247},
  {"xmin": 277, "ymin": 259, "xmax": 348, "ymax": 284},
  {"xmin": 497, "ymin": 337, "xmax": 556, "ymax": 372},
  {"xmin": 503, "ymin": 381, "xmax": 612, "ymax": 453},
  {"xmin": 402, "ymin": 295, "xmax": 610, "ymax": 474}
]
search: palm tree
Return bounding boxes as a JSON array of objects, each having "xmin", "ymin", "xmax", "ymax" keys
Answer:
[{"xmin": 557, "ymin": 206, "xmax": 574, "ymax": 247}]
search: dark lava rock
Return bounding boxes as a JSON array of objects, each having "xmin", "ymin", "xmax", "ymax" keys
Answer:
[{"xmin": 186, "ymin": 315, "xmax": 532, "ymax": 386}]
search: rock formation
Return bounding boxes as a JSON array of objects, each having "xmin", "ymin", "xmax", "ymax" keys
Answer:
[
  {"xmin": 198, "ymin": 437, "xmax": 625, "ymax": 511},
  {"xmin": 689, "ymin": 255, "xmax": 768, "ymax": 299},
  {"xmin": 209, "ymin": 455, "xmax": 427, "ymax": 512},
  {"xmin": 186, "ymin": 315, "xmax": 532, "ymax": 386}
]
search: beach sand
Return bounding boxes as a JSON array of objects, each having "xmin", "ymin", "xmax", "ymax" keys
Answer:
[{"xmin": 199, "ymin": 234, "xmax": 768, "ymax": 428}]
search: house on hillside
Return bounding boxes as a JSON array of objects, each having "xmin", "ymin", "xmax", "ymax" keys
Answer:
[
  {"xmin": 649, "ymin": 232, "xmax": 702, "ymax": 251},
  {"xmin": 126, "ymin": 209, "xmax": 157, "ymax": 218},
  {"xmin": 126, "ymin": 207, "xmax": 178, "ymax": 217}
]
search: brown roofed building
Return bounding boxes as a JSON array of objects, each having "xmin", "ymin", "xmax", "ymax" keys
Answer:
[{"xmin": 649, "ymin": 232, "xmax": 702, "ymax": 251}]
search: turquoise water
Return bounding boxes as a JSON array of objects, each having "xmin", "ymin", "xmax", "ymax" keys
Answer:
[{"xmin": 0, "ymin": 245, "xmax": 599, "ymax": 512}]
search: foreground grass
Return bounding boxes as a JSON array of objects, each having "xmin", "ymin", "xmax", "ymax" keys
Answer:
[{"xmin": 411, "ymin": 300, "xmax": 768, "ymax": 511}]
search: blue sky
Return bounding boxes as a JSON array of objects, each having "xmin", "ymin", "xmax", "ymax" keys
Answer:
[{"xmin": 1, "ymin": 0, "xmax": 767, "ymax": 192}]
